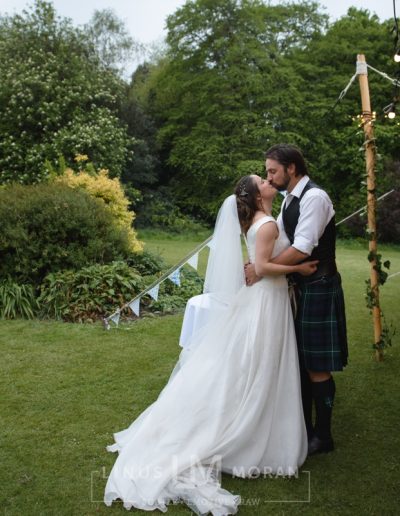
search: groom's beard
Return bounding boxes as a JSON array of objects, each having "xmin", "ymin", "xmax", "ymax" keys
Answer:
[{"xmin": 270, "ymin": 171, "xmax": 290, "ymax": 192}]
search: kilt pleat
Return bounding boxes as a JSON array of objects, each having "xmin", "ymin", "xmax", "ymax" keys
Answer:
[{"xmin": 295, "ymin": 273, "xmax": 348, "ymax": 372}]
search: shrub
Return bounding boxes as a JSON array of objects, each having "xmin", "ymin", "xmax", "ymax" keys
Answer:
[
  {"xmin": 55, "ymin": 164, "xmax": 142, "ymax": 252},
  {"xmin": 38, "ymin": 261, "xmax": 144, "ymax": 322},
  {"xmin": 0, "ymin": 280, "xmax": 39, "ymax": 319},
  {"xmin": 0, "ymin": 183, "xmax": 134, "ymax": 285},
  {"xmin": 149, "ymin": 269, "xmax": 204, "ymax": 313},
  {"xmin": 339, "ymin": 191, "xmax": 400, "ymax": 243},
  {"xmin": 376, "ymin": 192, "xmax": 400, "ymax": 243},
  {"xmin": 126, "ymin": 249, "xmax": 167, "ymax": 276},
  {"xmin": 337, "ymin": 160, "xmax": 400, "ymax": 243},
  {"xmin": 136, "ymin": 191, "xmax": 208, "ymax": 233}
]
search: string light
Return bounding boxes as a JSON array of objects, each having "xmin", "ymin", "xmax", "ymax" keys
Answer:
[
  {"xmin": 351, "ymin": 111, "xmax": 377, "ymax": 129},
  {"xmin": 395, "ymin": 51, "xmax": 400, "ymax": 63}
]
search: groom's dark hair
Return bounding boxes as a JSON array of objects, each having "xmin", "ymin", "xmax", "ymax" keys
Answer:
[{"xmin": 265, "ymin": 144, "xmax": 308, "ymax": 177}]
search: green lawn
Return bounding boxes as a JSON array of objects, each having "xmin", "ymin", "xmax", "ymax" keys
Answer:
[
  {"xmin": 139, "ymin": 229, "xmax": 211, "ymax": 277},
  {"xmin": 1, "ymin": 238, "xmax": 399, "ymax": 515}
]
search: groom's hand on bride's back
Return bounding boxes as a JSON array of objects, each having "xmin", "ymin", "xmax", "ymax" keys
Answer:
[{"xmin": 244, "ymin": 262, "xmax": 261, "ymax": 286}]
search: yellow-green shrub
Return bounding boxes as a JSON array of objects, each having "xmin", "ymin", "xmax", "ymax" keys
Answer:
[{"xmin": 55, "ymin": 166, "xmax": 142, "ymax": 253}]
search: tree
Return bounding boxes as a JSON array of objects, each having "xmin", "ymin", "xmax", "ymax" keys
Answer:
[
  {"xmin": 0, "ymin": 0, "xmax": 131, "ymax": 184},
  {"xmin": 85, "ymin": 8, "xmax": 143, "ymax": 74},
  {"xmin": 120, "ymin": 64, "xmax": 161, "ymax": 193},
  {"xmin": 284, "ymin": 8, "xmax": 399, "ymax": 221},
  {"xmin": 144, "ymin": 0, "xmax": 328, "ymax": 218}
]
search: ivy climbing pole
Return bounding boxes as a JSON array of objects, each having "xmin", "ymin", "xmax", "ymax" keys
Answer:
[{"xmin": 357, "ymin": 54, "xmax": 383, "ymax": 361}]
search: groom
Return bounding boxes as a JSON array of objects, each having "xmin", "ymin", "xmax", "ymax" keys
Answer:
[{"xmin": 245, "ymin": 144, "xmax": 348, "ymax": 455}]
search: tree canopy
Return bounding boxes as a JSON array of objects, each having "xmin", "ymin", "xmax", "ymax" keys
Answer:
[
  {"xmin": 0, "ymin": 0, "xmax": 133, "ymax": 183},
  {"xmin": 130, "ymin": 0, "xmax": 398, "ymax": 220},
  {"xmin": 0, "ymin": 0, "xmax": 398, "ymax": 235}
]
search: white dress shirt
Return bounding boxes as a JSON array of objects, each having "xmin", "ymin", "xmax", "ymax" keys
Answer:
[{"xmin": 277, "ymin": 175, "xmax": 335, "ymax": 256}]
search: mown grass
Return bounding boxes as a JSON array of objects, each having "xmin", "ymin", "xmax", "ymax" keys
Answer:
[
  {"xmin": 139, "ymin": 229, "xmax": 211, "ymax": 277},
  {"xmin": 1, "ymin": 239, "xmax": 399, "ymax": 515}
]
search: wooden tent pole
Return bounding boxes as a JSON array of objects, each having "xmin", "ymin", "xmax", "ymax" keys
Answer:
[{"xmin": 357, "ymin": 53, "xmax": 383, "ymax": 361}]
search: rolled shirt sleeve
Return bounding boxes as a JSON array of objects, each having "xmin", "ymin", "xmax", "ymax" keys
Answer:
[{"xmin": 292, "ymin": 190, "xmax": 335, "ymax": 256}]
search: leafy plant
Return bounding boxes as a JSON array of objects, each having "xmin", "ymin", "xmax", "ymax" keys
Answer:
[
  {"xmin": 0, "ymin": 0, "xmax": 131, "ymax": 184},
  {"xmin": 126, "ymin": 249, "xmax": 167, "ymax": 276},
  {"xmin": 365, "ymin": 248, "xmax": 395, "ymax": 354},
  {"xmin": 55, "ymin": 162, "xmax": 142, "ymax": 252},
  {"xmin": 136, "ymin": 189, "xmax": 208, "ymax": 233},
  {"xmin": 149, "ymin": 269, "xmax": 204, "ymax": 314},
  {"xmin": 0, "ymin": 280, "xmax": 38, "ymax": 319},
  {"xmin": 39, "ymin": 262, "xmax": 145, "ymax": 322},
  {"xmin": 0, "ymin": 183, "xmax": 134, "ymax": 285}
]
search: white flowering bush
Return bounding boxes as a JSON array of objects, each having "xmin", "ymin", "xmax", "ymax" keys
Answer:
[{"xmin": 0, "ymin": 1, "xmax": 131, "ymax": 184}]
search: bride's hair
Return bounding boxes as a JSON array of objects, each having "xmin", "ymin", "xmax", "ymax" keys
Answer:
[{"xmin": 234, "ymin": 175, "xmax": 260, "ymax": 234}]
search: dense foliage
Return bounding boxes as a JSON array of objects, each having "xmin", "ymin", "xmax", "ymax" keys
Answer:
[
  {"xmin": 149, "ymin": 269, "xmax": 204, "ymax": 313},
  {"xmin": 134, "ymin": 0, "xmax": 329, "ymax": 218},
  {"xmin": 38, "ymin": 261, "xmax": 203, "ymax": 322},
  {"xmin": 0, "ymin": 183, "xmax": 134, "ymax": 285},
  {"xmin": 38, "ymin": 261, "xmax": 145, "ymax": 322},
  {"xmin": 0, "ymin": 0, "xmax": 131, "ymax": 184},
  {"xmin": 0, "ymin": 280, "xmax": 39, "ymax": 319},
  {"xmin": 55, "ymin": 160, "xmax": 142, "ymax": 252},
  {"xmin": 125, "ymin": 249, "xmax": 167, "ymax": 276},
  {"xmin": 128, "ymin": 0, "xmax": 399, "ymax": 228},
  {"xmin": 0, "ymin": 0, "xmax": 398, "ymax": 240}
]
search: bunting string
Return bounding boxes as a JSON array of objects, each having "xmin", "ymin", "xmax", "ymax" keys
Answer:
[{"xmin": 103, "ymin": 235, "xmax": 212, "ymax": 328}]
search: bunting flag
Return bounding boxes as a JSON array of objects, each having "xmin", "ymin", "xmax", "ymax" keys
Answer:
[
  {"xmin": 103, "ymin": 317, "xmax": 111, "ymax": 331},
  {"xmin": 187, "ymin": 253, "xmax": 199, "ymax": 270},
  {"xmin": 206, "ymin": 239, "xmax": 214, "ymax": 249},
  {"xmin": 148, "ymin": 284, "xmax": 160, "ymax": 301},
  {"xmin": 129, "ymin": 298, "xmax": 141, "ymax": 317},
  {"xmin": 110, "ymin": 311, "xmax": 120, "ymax": 326},
  {"xmin": 168, "ymin": 268, "xmax": 181, "ymax": 287}
]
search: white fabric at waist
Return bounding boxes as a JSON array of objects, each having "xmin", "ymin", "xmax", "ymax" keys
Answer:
[{"xmin": 257, "ymin": 275, "xmax": 288, "ymax": 288}]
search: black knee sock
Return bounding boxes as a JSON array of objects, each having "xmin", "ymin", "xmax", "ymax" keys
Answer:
[
  {"xmin": 311, "ymin": 377, "xmax": 336, "ymax": 441},
  {"xmin": 300, "ymin": 368, "xmax": 314, "ymax": 439}
]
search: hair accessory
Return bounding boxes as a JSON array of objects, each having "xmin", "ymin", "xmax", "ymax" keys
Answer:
[{"xmin": 238, "ymin": 183, "xmax": 248, "ymax": 197}]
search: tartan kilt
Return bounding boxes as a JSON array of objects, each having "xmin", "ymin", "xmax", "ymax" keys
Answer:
[{"xmin": 295, "ymin": 272, "xmax": 348, "ymax": 372}]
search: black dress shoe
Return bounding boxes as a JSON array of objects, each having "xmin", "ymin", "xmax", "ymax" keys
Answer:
[{"xmin": 308, "ymin": 435, "xmax": 334, "ymax": 455}]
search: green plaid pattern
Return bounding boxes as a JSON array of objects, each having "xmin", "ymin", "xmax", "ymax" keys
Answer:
[{"xmin": 295, "ymin": 273, "xmax": 348, "ymax": 372}]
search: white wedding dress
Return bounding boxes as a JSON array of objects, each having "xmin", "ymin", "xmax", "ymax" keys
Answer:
[{"xmin": 104, "ymin": 215, "xmax": 307, "ymax": 515}]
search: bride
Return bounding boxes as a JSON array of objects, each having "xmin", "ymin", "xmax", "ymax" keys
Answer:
[{"xmin": 104, "ymin": 175, "xmax": 318, "ymax": 515}]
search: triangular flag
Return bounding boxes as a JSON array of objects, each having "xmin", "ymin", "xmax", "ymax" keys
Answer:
[
  {"xmin": 148, "ymin": 284, "xmax": 160, "ymax": 301},
  {"xmin": 187, "ymin": 253, "xmax": 199, "ymax": 270},
  {"xmin": 168, "ymin": 268, "xmax": 181, "ymax": 287},
  {"xmin": 103, "ymin": 317, "xmax": 111, "ymax": 330},
  {"xmin": 206, "ymin": 239, "xmax": 214, "ymax": 249},
  {"xmin": 110, "ymin": 311, "xmax": 120, "ymax": 326},
  {"xmin": 129, "ymin": 298, "xmax": 141, "ymax": 317}
]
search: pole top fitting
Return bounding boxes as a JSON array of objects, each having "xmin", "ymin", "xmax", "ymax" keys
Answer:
[{"xmin": 356, "ymin": 54, "xmax": 368, "ymax": 75}]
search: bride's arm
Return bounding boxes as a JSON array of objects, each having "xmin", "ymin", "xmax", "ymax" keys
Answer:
[{"xmin": 254, "ymin": 222, "xmax": 317, "ymax": 277}]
